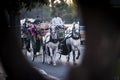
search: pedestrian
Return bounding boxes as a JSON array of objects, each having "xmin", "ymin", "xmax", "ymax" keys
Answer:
[
  {"xmin": 39, "ymin": 23, "xmax": 49, "ymax": 36},
  {"xmin": 33, "ymin": 16, "xmax": 42, "ymax": 25}
]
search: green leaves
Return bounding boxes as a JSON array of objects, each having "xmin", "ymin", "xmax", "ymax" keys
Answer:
[{"xmin": 3, "ymin": 0, "xmax": 49, "ymax": 12}]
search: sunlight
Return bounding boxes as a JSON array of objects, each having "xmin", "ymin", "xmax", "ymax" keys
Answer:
[
  {"xmin": 65, "ymin": 0, "xmax": 73, "ymax": 5},
  {"xmin": 54, "ymin": 0, "xmax": 61, "ymax": 3},
  {"xmin": 49, "ymin": 0, "xmax": 73, "ymax": 7}
]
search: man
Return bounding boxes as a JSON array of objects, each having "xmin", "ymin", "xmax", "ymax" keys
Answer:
[
  {"xmin": 39, "ymin": 23, "xmax": 49, "ymax": 36},
  {"xmin": 31, "ymin": 23, "xmax": 49, "ymax": 61},
  {"xmin": 51, "ymin": 12, "xmax": 64, "ymax": 28},
  {"xmin": 33, "ymin": 16, "xmax": 42, "ymax": 25},
  {"xmin": 51, "ymin": 12, "xmax": 65, "ymax": 41}
]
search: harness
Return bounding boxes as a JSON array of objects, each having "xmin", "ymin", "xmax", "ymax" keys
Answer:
[
  {"xmin": 71, "ymin": 26, "xmax": 81, "ymax": 40},
  {"xmin": 56, "ymin": 25, "xmax": 65, "ymax": 41},
  {"xmin": 49, "ymin": 28, "xmax": 58, "ymax": 43}
]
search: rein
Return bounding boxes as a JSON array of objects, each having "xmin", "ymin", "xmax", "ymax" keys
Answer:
[{"xmin": 72, "ymin": 30, "xmax": 80, "ymax": 40}]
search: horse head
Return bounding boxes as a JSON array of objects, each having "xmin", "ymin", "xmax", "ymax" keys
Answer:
[
  {"xmin": 50, "ymin": 25, "xmax": 58, "ymax": 40},
  {"xmin": 72, "ymin": 23, "xmax": 80, "ymax": 39}
]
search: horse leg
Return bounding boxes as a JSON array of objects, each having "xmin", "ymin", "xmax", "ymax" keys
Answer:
[
  {"xmin": 22, "ymin": 38, "xmax": 26, "ymax": 49},
  {"xmin": 22, "ymin": 38, "xmax": 27, "ymax": 56},
  {"xmin": 32, "ymin": 54, "xmax": 35, "ymax": 61},
  {"xmin": 59, "ymin": 54, "xmax": 61, "ymax": 60},
  {"xmin": 76, "ymin": 49, "xmax": 80, "ymax": 59},
  {"xmin": 67, "ymin": 54, "xmax": 70, "ymax": 62},
  {"xmin": 66, "ymin": 43, "xmax": 71, "ymax": 63},
  {"xmin": 32, "ymin": 48, "xmax": 36, "ymax": 61},
  {"xmin": 48, "ymin": 48, "xmax": 53, "ymax": 64},
  {"xmin": 53, "ymin": 49, "xmax": 57, "ymax": 66},
  {"xmin": 24, "ymin": 48, "xmax": 28, "ymax": 57},
  {"xmin": 26, "ymin": 39, "xmax": 30, "ymax": 52},
  {"xmin": 42, "ymin": 50, "xmax": 45, "ymax": 64},
  {"xmin": 43, "ymin": 45, "xmax": 47, "ymax": 63},
  {"xmin": 73, "ymin": 50, "xmax": 76, "ymax": 65}
]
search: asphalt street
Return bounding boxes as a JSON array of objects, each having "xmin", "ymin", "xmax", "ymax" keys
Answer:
[{"xmin": 22, "ymin": 45, "xmax": 85, "ymax": 80}]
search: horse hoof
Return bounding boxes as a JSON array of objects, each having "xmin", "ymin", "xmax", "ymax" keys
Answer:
[
  {"xmin": 48, "ymin": 61, "xmax": 52, "ymax": 65},
  {"xmin": 66, "ymin": 62, "xmax": 71, "ymax": 66},
  {"xmin": 42, "ymin": 59, "xmax": 45, "ymax": 64},
  {"xmin": 29, "ymin": 48, "xmax": 32, "ymax": 52},
  {"xmin": 32, "ymin": 59, "xmax": 34, "ymax": 62},
  {"xmin": 76, "ymin": 57, "xmax": 78, "ymax": 59},
  {"xmin": 53, "ymin": 63, "xmax": 56, "ymax": 66},
  {"xmin": 48, "ymin": 62, "xmax": 50, "ymax": 64},
  {"xmin": 76, "ymin": 56, "xmax": 79, "ymax": 59},
  {"xmin": 53, "ymin": 62, "xmax": 56, "ymax": 66},
  {"xmin": 42, "ymin": 61, "xmax": 45, "ymax": 64}
]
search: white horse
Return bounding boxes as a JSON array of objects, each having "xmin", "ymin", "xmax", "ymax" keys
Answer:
[
  {"xmin": 66, "ymin": 22, "xmax": 82, "ymax": 65},
  {"xmin": 42, "ymin": 25, "xmax": 59, "ymax": 66}
]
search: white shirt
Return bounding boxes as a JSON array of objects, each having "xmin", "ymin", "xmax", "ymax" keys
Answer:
[{"xmin": 51, "ymin": 17, "xmax": 63, "ymax": 27}]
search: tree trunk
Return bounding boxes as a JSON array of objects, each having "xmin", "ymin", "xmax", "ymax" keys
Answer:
[{"xmin": 0, "ymin": 8, "xmax": 47, "ymax": 80}]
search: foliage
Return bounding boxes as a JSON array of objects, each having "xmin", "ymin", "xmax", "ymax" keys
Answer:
[
  {"xmin": 20, "ymin": 0, "xmax": 79, "ymax": 24},
  {"xmin": 1, "ymin": 0, "xmax": 79, "ymax": 14},
  {"xmin": 20, "ymin": 5, "xmax": 52, "ymax": 20},
  {"xmin": 2, "ymin": 0, "xmax": 49, "ymax": 13},
  {"xmin": 1, "ymin": 0, "xmax": 79, "ymax": 24},
  {"xmin": 53, "ymin": 0, "xmax": 79, "ymax": 23}
]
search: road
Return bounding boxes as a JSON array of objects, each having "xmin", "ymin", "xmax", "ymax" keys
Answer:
[{"xmin": 22, "ymin": 44, "xmax": 85, "ymax": 80}]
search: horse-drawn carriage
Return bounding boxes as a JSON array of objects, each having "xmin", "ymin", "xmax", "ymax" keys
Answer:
[
  {"xmin": 21, "ymin": 20, "xmax": 83, "ymax": 65},
  {"xmin": 42, "ymin": 23, "xmax": 83, "ymax": 65}
]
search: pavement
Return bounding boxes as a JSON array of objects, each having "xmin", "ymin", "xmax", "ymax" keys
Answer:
[
  {"xmin": 22, "ymin": 44, "xmax": 85, "ymax": 80},
  {"xmin": 34, "ymin": 67, "xmax": 61, "ymax": 80}
]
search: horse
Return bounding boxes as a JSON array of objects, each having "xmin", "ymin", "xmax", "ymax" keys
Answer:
[
  {"xmin": 20, "ymin": 18, "xmax": 39, "ymax": 59},
  {"xmin": 21, "ymin": 21, "xmax": 42, "ymax": 61},
  {"xmin": 65, "ymin": 22, "xmax": 82, "ymax": 65},
  {"xmin": 58, "ymin": 22, "xmax": 83, "ymax": 65},
  {"xmin": 42, "ymin": 25, "xmax": 60, "ymax": 66},
  {"xmin": 20, "ymin": 21, "xmax": 31, "ymax": 57},
  {"xmin": 58, "ymin": 26, "xmax": 72, "ymax": 60}
]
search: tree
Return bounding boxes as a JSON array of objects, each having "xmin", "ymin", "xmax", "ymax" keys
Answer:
[
  {"xmin": 20, "ymin": 4, "xmax": 51, "ymax": 21},
  {"xmin": 53, "ymin": 0, "xmax": 79, "ymax": 23},
  {"xmin": 1, "ymin": 0, "xmax": 49, "ymax": 27},
  {"xmin": 0, "ymin": 1, "xmax": 50, "ymax": 80},
  {"xmin": 0, "ymin": 0, "xmax": 79, "ymax": 80}
]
